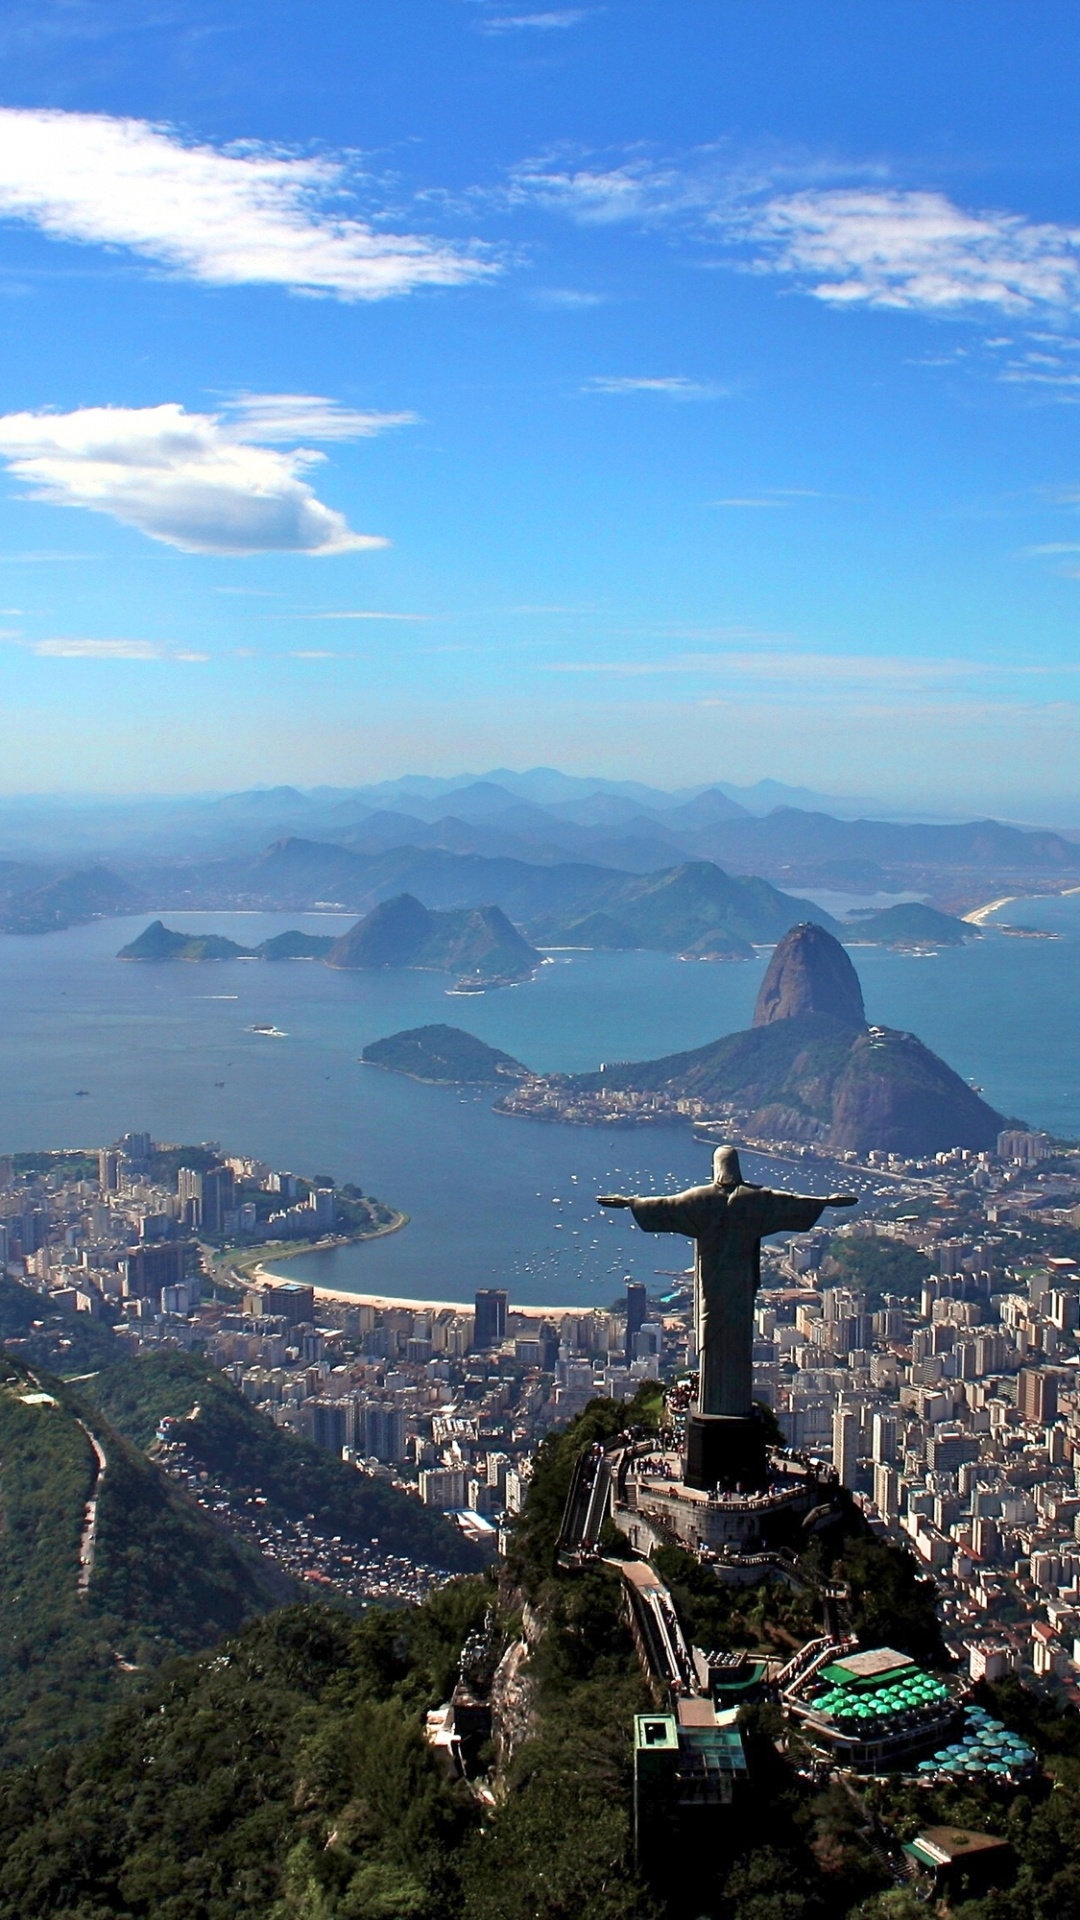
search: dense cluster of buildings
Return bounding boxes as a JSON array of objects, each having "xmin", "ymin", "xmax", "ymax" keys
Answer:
[
  {"xmin": 495, "ymin": 1078, "xmax": 705, "ymax": 1126},
  {"xmin": 6, "ymin": 1123, "xmax": 1080, "ymax": 1680},
  {"xmin": 0, "ymin": 1133, "xmax": 342, "ymax": 1322},
  {"xmin": 747, "ymin": 1129, "xmax": 1080, "ymax": 1693},
  {"xmin": 204, "ymin": 1273, "xmax": 672, "ymax": 1553}
]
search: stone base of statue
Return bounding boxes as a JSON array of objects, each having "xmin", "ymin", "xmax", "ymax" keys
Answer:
[{"xmin": 684, "ymin": 1413, "xmax": 768, "ymax": 1492}]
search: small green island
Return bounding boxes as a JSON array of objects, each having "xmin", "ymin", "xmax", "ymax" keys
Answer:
[
  {"xmin": 843, "ymin": 901, "xmax": 973, "ymax": 947},
  {"xmin": 362, "ymin": 1022, "xmax": 530, "ymax": 1084}
]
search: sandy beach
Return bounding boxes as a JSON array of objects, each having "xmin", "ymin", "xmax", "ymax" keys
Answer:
[
  {"xmin": 961, "ymin": 895, "xmax": 1017, "ymax": 926},
  {"xmin": 250, "ymin": 1269, "xmax": 601, "ymax": 1320}
]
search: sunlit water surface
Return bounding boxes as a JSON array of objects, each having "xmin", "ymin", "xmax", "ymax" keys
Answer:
[{"xmin": 0, "ymin": 893, "xmax": 1074, "ymax": 1306}]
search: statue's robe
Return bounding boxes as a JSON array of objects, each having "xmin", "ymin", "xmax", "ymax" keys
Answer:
[{"xmin": 627, "ymin": 1181, "xmax": 830, "ymax": 1417}]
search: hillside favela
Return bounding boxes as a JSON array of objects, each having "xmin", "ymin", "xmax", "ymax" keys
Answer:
[{"xmin": 4, "ymin": 8, "xmax": 1080, "ymax": 1920}]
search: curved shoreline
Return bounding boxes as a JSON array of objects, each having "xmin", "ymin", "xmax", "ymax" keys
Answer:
[
  {"xmin": 255, "ymin": 1217, "xmax": 597, "ymax": 1319},
  {"xmin": 300, "ymin": 1283, "xmax": 596, "ymax": 1319},
  {"xmin": 221, "ymin": 1209, "xmax": 409, "ymax": 1283}
]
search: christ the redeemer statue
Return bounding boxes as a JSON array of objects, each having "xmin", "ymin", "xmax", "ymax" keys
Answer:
[{"xmin": 599, "ymin": 1147, "xmax": 856, "ymax": 1424}]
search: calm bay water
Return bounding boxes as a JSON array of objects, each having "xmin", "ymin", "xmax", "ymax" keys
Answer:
[{"xmin": 0, "ymin": 896, "xmax": 1075, "ymax": 1307}]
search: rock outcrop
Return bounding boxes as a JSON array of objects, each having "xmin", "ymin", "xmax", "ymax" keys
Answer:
[
  {"xmin": 327, "ymin": 894, "xmax": 540, "ymax": 982},
  {"xmin": 561, "ymin": 924, "xmax": 1006, "ymax": 1155},
  {"xmin": 753, "ymin": 922, "xmax": 866, "ymax": 1028}
]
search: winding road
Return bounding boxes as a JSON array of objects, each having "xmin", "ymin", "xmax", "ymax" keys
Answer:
[
  {"xmin": 20, "ymin": 1364, "xmax": 107, "ymax": 1598},
  {"xmin": 74, "ymin": 1417, "xmax": 107, "ymax": 1596}
]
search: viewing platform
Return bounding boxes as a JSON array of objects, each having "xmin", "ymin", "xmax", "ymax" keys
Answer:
[{"xmin": 611, "ymin": 1443, "xmax": 843, "ymax": 1561}]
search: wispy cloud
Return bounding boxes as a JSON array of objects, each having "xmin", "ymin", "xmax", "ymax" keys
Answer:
[
  {"xmin": 710, "ymin": 488, "xmax": 823, "ymax": 507},
  {"xmin": 711, "ymin": 498, "xmax": 786, "ymax": 509},
  {"xmin": 582, "ymin": 375, "xmax": 727, "ymax": 399},
  {"xmin": 511, "ymin": 148, "xmax": 1080, "ymax": 323},
  {"xmin": 0, "ymin": 107, "xmax": 494, "ymax": 300},
  {"xmin": 529, "ymin": 286, "xmax": 604, "ymax": 308},
  {"xmin": 506, "ymin": 153, "xmax": 698, "ymax": 224},
  {"xmin": 744, "ymin": 189, "xmax": 1080, "ymax": 315},
  {"xmin": 222, "ymin": 394, "xmax": 417, "ymax": 441},
  {"xmin": 292, "ymin": 609, "xmax": 431, "ymax": 621},
  {"xmin": 542, "ymin": 648, "xmax": 1008, "ymax": 696},
  {"xmin": 478, "ymin": 10, "xmax": 589, "ymax": 32},
  {"xmin": 27, "ymin": 637, "xmax": 208, "ymax": 660},
  {"xmin": 0, "ymin": 399, "xmax": 399, "ymax": 555}
]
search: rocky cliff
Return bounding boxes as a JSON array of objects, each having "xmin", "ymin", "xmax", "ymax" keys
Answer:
[
  {"xmin": 753, "ymin": 921, "xmax": 866, "ymax": 1027},
  {"xmin": 565, "ymin": 923, "xmax": 1006, "ymax": 1155}
]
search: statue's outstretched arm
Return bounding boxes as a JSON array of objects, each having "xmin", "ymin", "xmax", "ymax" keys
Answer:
[{"xmin": 601, "ymin": 1191, "xmax": 708, "ymax": 1235}]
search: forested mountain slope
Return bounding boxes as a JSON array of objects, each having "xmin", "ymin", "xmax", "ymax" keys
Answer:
[
  {"xmin": 0, "ymin": 1353, "xmax": 293, "ymax": 1765},
  {"xmin": 81, "ymin": 1349, "xmax": 482, "ymax": 1575}
]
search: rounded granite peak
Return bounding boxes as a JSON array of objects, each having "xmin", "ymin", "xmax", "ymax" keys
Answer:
[{"xmin": 752, "ymin": 921, "xmax": 866, "ymax": 1029}]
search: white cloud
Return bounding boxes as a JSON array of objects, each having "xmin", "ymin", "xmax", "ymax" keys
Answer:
[
  {"xmin": 223, "ymin": 394, "xmax": 417, "ymax": 441},
  {"xmin": 29, "ymin": 638, "xmax": 208, "ymax": 660},
  {"xmin": 508, "ymin": 155, "xmax": 688, "ymax": 224},
  {"xmin": 0, "ymin": 107, "xmax": 493, "ymax": 300},
  {"xmin": 479, "ymin": 10, "xmax": 588, "ymax": 30},
  {"xmin": 0, "ymin": 401, "xmax": 394, "ymax": 555},
  {"xmin": 512, "ymin": 150, "xmax": 1080, "ymax": 321},
  {"xmin": 744, "ymin": 189, "xmax": 1080, "ymax": 314},
  {"xmin": 582, "ymin": 375, "xmax": 726, "ymax": 398}
]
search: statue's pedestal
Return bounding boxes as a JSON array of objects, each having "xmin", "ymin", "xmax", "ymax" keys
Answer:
[{"xmin": 684, "ymin": 1414, "xmax": 767, "ymax": 1492}]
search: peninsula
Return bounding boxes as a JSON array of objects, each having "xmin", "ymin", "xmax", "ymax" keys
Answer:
[
  {"xmin": 364, "ymin": 924, "xmax": 1008, "ymax": 1156},
  {"xmin": 842, "ymin": 901, "xmax": 972, "ymax": 947},
  {"xmin": 526, "ymin": 923, "xmax": 1006, "ymax": 1155}
]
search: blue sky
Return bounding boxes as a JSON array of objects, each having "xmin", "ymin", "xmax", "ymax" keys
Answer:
[{"xmin": 1, "ymin": 0, "xmax": 1080, "ymax": 812}]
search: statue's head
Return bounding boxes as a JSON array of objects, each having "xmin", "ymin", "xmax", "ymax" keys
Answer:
[{"xmin": 712, "ymin": 1145, "xmax": 744, "ymax": 1189}]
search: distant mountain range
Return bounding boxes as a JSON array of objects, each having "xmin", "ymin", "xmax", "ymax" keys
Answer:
[
  {"xmin": 0, "ymin": 770, "xmax": 867, "ymax": 863},
  {"xmin": 0, "ymin": 772, "xmax": 1076, "ymax": 937},
  {"xmin": 118, "ymin": 783, "xmax": 1079, "ymax": 885},
  {"xmin": 112, "ymin": 865, "xmax": 973, "ymax": 971}
]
